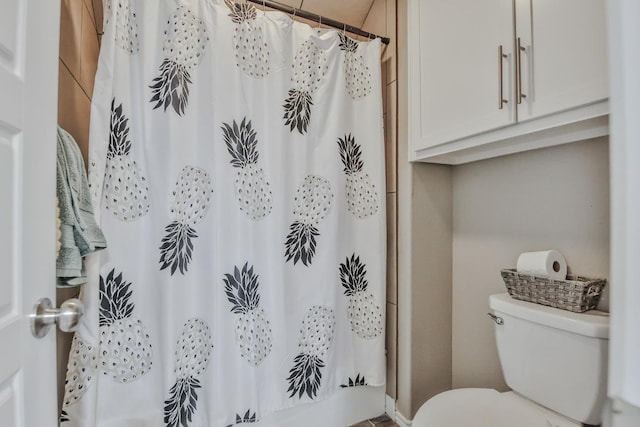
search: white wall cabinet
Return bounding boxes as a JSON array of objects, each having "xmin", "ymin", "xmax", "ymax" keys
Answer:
[{"xmin": 408, "ymin": 0, "xmax": 609, "ymax": 164}]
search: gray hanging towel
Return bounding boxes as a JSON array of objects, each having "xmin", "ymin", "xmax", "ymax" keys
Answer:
[{"xmin": 56, "ymin": 126, "xmax": 106, "ymax": 285}]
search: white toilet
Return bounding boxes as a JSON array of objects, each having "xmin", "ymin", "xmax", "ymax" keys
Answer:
[{"xmin": 413, "ymin": 293, "xmax": 609, "ymax": 426}]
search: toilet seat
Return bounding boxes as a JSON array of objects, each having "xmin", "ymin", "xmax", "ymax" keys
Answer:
[{"xmin": 413, "ymin": 388, "xmax": 580, "ymax": 427}]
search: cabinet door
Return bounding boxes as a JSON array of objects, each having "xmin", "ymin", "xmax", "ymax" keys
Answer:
[
  {"xmin": 409, "ymin": 0, "xmax": 515, "ymax": 153},
  {"xmin": 515, "ymin": 0, "xmax": 608, "ymax": 122}
]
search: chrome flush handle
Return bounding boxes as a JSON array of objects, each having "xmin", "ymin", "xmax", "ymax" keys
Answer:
[{"xmin": 487, "ymin": 312, "xmax": 504, "ymax": 325}]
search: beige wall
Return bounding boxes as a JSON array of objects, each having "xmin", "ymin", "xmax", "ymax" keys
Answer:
[
  {"xmin": 451, "ymin": 137, "xmax": 610, "ymax": 390},
  {"xmin": 57, "ymin": 0, "xmax": 102, "ymax": 414}
]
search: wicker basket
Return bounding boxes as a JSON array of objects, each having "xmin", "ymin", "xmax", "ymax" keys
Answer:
[{"xmin": 500, "ymin": 269, "xmax": 606, "ymax": 313}]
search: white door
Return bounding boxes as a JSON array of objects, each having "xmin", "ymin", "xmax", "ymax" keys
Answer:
[
  {"xmin": 409, "ymin": 0, "xmax": 515, "ymax": 152},
  {"xmin": 0, "ymin": 0, "xmax": 61, "ymax": 426},
  {"xmin": 607, "ymin": 0, "xmax": 640, "ymax": 425},
  {"xmin": 515, "ymin": 0, "xmax": 608, "ymax": 122}
]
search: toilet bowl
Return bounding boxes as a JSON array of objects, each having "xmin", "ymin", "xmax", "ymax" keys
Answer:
[
  {"xmin": 413, "ymin": 293, "xmax": 609, "ymax": 426},
  {"xmin": 413, "ymin": 388, "xmax": 579, "ymax": 427}
]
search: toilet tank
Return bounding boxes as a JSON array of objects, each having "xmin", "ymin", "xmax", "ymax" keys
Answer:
[{"xmin": 489, "ymin": 293, "xmax": 609, "ymax": 425}]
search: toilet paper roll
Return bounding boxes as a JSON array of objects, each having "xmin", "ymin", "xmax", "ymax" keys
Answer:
[{"xmin": 516, "ymin": 250, "xmax": 567, "ymax": 280}]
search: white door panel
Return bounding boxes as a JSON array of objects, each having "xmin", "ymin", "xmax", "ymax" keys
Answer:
[
  {"xmin": 411, "ymin": 0, "xmax": 515, "ymax": 151},
  {"xmin": 608, "ymin": 0, "xmax": 640, "ymax": 425},
  {"xmin": 516, "ymin": 0, "xmax": 608, "ymax": 122},
  {"xmin": 0, "ymin": 0, "xmax": 60, "ymax": 426}
]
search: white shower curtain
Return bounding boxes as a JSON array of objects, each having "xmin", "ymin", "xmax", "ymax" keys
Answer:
[{"xmin": 61, "ymin": 1, "xmax": 386, "ymax": 426}]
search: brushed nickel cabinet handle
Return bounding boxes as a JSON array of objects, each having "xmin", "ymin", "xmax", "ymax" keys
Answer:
[
  {"xmin": 498, "ymin": 45, "xmax": 508, "ymax": 110},
  {"xmin": 516, "ymin": 37, "xmax": 527, "ymax": 104}
]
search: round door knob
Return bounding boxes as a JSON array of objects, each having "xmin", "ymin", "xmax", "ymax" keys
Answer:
[{"xmin": 30, "ymin": 297, "xmax": 84, "ymax": 338}]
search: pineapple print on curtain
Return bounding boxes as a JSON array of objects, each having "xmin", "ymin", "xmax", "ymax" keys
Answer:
[
  {"xmin": 221, "ymin": 118, "xmax": 273, "ymax": 220},
  {"xmin": 337, "ymin": 134, "xmax": 379, "ymax": 219},
  {"xmin": 283, "ymin": 39, "xmax": 328, "ymax": 134},
  {"xmin": 98, "ymin": 269, "xmax": 154, "ymax": 382},
  {"xmin": 225, "ymin": 0, "xmax": 271, "ymax": 78},
  {"xmin": 63, "ymin": 1, "xmax": 386, "ymax": 426},
  {"xmin": 339, "ymin": 254, "xmax": 383, "ymax": 339},
  {"xmin": 104, "ymin": 0, "xmax": 140, "ymax": 54},
  {"xmin": 104, "ymin": 99, "xmax": 150, "ymax": 221},
  {"xmin": 338, "ymin": 33, "xmax": 372, "ymax": 100},
  {"xmin": 150, "ymin": 6, "xmax": 209, "ymax": 115},
  {"xmin": 284, "ymin": 175, "xmax": 334, "ymax": 266},
  {"xmin": 159, "ymin": 166, "xmax": 214, "ymax": 275},
  {"xmin": 164, "ymin": 318, "xmax": 213, "ymax": 427},
  {"xmin": 287, "ymin": 305, "xmax": 336, "ymax": 399},
  {"xmin": 223, "ymin": 262, "xmax": 273, "ymax": 366}
]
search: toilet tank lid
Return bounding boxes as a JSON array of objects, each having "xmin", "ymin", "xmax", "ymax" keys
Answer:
[{"xmin": 489, "ymin": 293, "xmax": 609, "ymax": 338}]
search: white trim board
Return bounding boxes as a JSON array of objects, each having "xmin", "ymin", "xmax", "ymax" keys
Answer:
[
  {"xmin": 395, "ymin": 410, "xmax": 413, "ymax": 427},
  {"xmin": 385, "ymin": 394, "xmax": 396, "ymax": 420}
]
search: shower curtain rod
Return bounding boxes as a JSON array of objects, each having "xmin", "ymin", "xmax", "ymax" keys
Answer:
[{"xmin": 244, "ymin": 0, "xmax": 391, "ymax": 45}]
